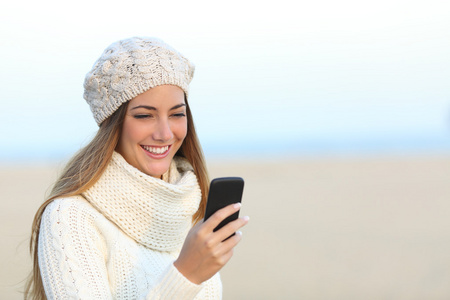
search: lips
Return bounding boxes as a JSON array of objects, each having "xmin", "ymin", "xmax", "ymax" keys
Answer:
[{"xmin": 140, "ymin": 145, "xmax": 170, "ymax": 158}]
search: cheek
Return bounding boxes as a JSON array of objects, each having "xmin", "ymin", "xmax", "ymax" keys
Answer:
[
  {"xmin": 172, "ymin": 119, "xmax": 188, "ymax": 142},
  {"xmin": 180, "ymin": 120, "xmax": 188, "ymax": 140},
  {"xmin": 121, "ymin": 120, "xmax": 145, "ymax": 146}
]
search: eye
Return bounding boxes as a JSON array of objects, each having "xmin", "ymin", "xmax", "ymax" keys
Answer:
[
  {"xmin": 172, "ymin": 113, "xmax": 186, "ymax": 118},
  {"xmin": 133, "ymin": 114, "xmax": 153, "ymax": 119}
]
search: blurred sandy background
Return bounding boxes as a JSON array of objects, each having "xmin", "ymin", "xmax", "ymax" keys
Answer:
[
  {"xmin": 2, "ymin": 154, "xmax": 450, "ymax": 299},
  {"xmin": 1, "ymin": 0, "xmax": 449, "ymax": 299}
]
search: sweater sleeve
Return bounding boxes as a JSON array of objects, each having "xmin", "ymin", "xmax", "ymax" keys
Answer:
[
  {"xmin": 145, "ymin": 263, "xmax": 204, "ymax": 300},
  {"xmin": 38, "ymin": 197, "xmax": 204, "ymax": 300},
  {"xmin": 38, "ymin": 197, "xmax": 112, "ymax": 299}
]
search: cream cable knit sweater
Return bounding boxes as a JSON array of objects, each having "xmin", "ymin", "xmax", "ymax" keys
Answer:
[{"xmin": 38, "ymin": 152, "xmax": 222, "ymax": 299}]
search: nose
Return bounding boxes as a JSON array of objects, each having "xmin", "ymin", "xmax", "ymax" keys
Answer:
[{"xmin": 153, "ymin": 118, "xmax": 173, "ymax": 142}]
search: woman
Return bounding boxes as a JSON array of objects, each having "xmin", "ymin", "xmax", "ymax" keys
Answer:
[{"xmin": 25, "ymin": 37, "xmax": 249, "ymax": 299}]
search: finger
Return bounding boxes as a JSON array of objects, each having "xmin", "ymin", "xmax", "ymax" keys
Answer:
[
  {"xmin": 203, "ymin": 203, "xmax": 242, "ymax": 232},
  {"xmin": 215, "ymin": 246, "xmax": 235, "ymax": 267},
  {"xmin": 211, "ymin": 231, "xmax": 242, "ymax": 261},
  {"xmin": 219, "ymin": 231, "xmax": 243, "ymax": 253},
  {"xmin": 211, "ymin": 216, "xmax": 249, "ymax": 244}
]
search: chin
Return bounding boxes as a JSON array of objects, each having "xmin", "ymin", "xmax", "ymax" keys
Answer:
[{"xmin": 142, "ymin": 160, "xmax": 172, "ymax": 178}]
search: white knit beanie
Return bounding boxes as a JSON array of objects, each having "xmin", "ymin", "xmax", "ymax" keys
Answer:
[{"xmin": 83, "ymin": 37, "xmax": 195, "ymax": 125}]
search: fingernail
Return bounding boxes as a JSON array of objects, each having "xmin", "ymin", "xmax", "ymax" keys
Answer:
[
  {"xmin": 233, "ymin": 203, "xmax": 242, "ymax": 209},
  {"xmin": 243, "ymin": 216, "xmax": 250, "ymax": 222},
  {"xmin": 236, "ymin": 231, "xmax": 243, "ymax": 236}
]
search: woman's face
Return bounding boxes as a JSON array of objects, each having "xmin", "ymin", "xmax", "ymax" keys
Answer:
[{"xmin": 116, "ymin": 85, "xmax": 188, "ymax": 178}]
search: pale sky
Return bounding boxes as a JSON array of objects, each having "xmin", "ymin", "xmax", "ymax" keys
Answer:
[{"xmin": 1, "ymin": 0, "xmax": 449, "ymax": 161}]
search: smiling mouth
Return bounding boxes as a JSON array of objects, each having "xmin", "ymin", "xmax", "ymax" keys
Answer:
[{"xmin": 141, "ymin": 145, "xmax": 170, "ymax": 155}]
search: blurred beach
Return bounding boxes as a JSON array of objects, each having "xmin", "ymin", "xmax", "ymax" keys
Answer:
[{"xmin": 2, "ymin": 154, "xmax": 450, "ymax": 299}]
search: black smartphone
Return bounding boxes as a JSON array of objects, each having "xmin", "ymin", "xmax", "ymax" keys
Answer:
[{"xmin": 204, "ymin": 177, "xmax": 245, "ymax": 234}]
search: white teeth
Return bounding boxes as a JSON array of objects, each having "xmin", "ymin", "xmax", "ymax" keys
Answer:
[{"xmin": 142, "ymin": 145, "xmax": 169, "ymax": 154}]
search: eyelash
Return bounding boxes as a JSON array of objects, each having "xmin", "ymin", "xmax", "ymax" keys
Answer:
[
  {"xmin": 134, "ymin": 114, "xmax": 152, "ymax": 119},
  {"xmin": 173, "ymin": 113, "xmax": 186, "ymax": 118},
  {"xmin": 133, "ymin": 113, "xmax": 186, "ymax": 119}
]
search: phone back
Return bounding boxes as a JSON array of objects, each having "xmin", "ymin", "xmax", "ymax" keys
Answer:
[{"xmin": 204, "ymin": 177, "xmax": 244, "ymax": 232}]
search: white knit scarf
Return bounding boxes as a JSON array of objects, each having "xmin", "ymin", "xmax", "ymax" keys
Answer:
[{"xmin": 82, "ymin": 151, "xmax": 201, "ymax": 252}]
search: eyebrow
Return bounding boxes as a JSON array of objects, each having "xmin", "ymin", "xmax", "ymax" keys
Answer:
[{"xmin": 130, "ymin": 103, "xmax": 186, "ymax": 111}]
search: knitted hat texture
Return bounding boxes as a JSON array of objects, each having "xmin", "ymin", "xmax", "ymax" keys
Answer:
[{"xmin": 83, "ymin": 37, "xmax": 195, "ymax": 125}]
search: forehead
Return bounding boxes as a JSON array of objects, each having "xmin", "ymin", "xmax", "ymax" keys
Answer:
[{"xmin": 128, "ymin": 85, "xmax": 185, "ymax": 108}]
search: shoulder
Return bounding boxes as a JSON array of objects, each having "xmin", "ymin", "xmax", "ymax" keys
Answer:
[
  {"xmin": 41, "ymin": 196, "xmax": 105, "ymax": 235},
  {"xmin": 43, "ymin": 196, "xmax": 100, "ymax": 220},
  {"xmin": 41, "ymin": 195, "xmax": 125, "ymax": 247},
  {"xmin": 39, "ymin": 196, "xmax": 110, "ymax": 259}
]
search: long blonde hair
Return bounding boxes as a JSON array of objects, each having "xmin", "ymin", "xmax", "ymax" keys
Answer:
[{"xmin": 24, "ymin": 98, "xmax": 209, "ymax": 299}]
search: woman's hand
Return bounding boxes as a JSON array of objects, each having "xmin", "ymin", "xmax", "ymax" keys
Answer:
[{"xmin": 173, "ymin": 203, "xmax": 249, "ymax": 284}]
